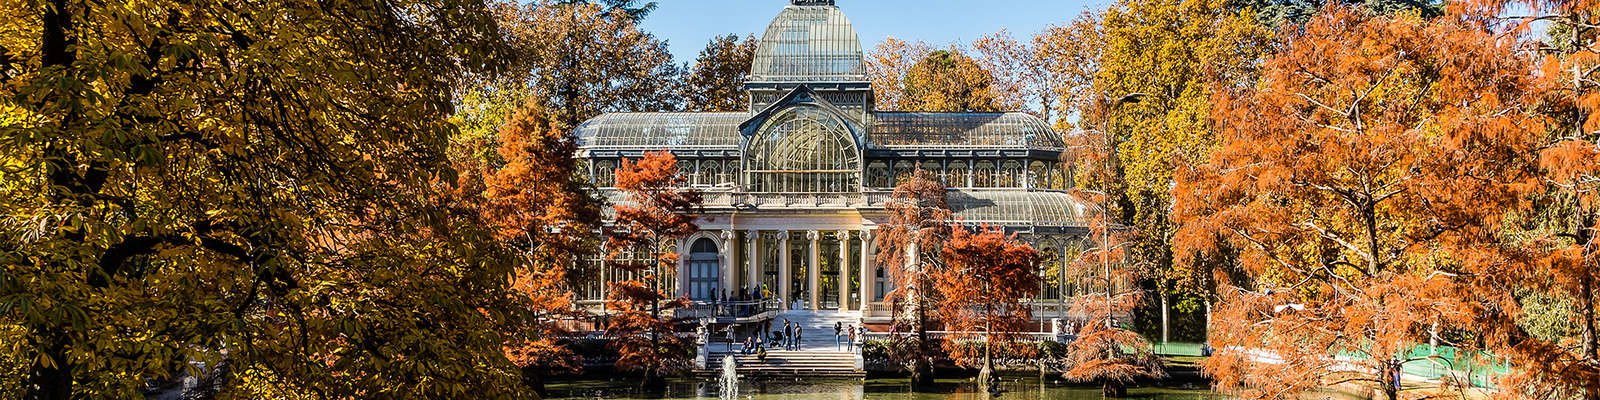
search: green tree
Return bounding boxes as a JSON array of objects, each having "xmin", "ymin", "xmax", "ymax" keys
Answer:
[
  {"xmin": 0, "ymin": 0, "xmax": 530, "ymax": 398},
  {"xmin": 682, "ymin": 34, "xmax": 759, "ymax": 112}
]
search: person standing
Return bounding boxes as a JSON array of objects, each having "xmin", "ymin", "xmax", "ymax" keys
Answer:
[
  {"xmin": 795, "ymin": 324, "xmax": 804, "ymax": 351},
  {"xmin": 834, "ymin": 322, "xmax": 843, "ymax": 351},
  {"xmin": 783, "ymin": 320, "xmax": 794, "ymax": 351},
  {"xmin": 847, "ymin": 324, "xmax": 856, "ymax": 352}
]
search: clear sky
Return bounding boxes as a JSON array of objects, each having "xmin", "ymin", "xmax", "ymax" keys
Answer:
[{"xmin": 640, "ymin": 0, "xmax": 1110, "ymax": 63}]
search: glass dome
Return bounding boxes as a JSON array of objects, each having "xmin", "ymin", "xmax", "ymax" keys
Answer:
[{"xmin": 749, "ymin": 4, "xmax": 868, "ymax": 83}]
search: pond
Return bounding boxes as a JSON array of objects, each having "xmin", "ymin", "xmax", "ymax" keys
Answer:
[{"xmin": 545, "ymin": 376, "xmax": 1230, "ymax": 400}]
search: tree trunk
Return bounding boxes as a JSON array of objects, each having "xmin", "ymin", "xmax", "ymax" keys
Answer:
[
  {"xmin": 1160, "ymin": 292, "xmax": 1169, "ymax": 344},
  {"xmin": 521, "ymin": 365, "xmax": 549, "ymax": 398},
  {"xmin": 25, "ymin": 333, "xmax": 71, "ymax": 400}
]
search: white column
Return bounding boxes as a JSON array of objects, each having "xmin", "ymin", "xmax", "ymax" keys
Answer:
[
  {"xmin": 808, "ymin": 230, "xmax": 820, "ymax": 311},
  {"xmin": 778, "ymin": 230, "xmax": 791, "ymax": 310},
  {"xmin": 860, "ymin": 229, "xmax": 875, "ymax": 314},
  {"xmin": 838, "ymin": 230, "xmax": 852, "ymax": 311},
  {"xmin": 719, "ymin": 230, "xmax": 735, "ymax": 300},
  {"xmin": 675, "ymin": 237, "xmax": 688, "ymax": 298},
  {"xmin": 746, "ymin": 230, "xmax": 761, "ymax": 291}
]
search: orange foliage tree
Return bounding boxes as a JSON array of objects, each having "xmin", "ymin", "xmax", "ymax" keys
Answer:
[
  {"xmin": 604, "ymin": 150, "xmax": 701, "ymax": 390},
  {"xmin": 874, "ymin": 168, "xmax": 952, "ymax": 387},
  {"xmin": 1468, "ymin": 0, "xmax": 1600, "ymax": 395},
  {"xmin": 1171, "ymin": 6, "xmax": 1542, "ymax": 399},
  {"xmin": 1062, "ymin": 123, "xmax": 1165, "ymax": 396},
  {"xmin": 473, "ymin": 100, "xmax": 603, "ymax": 393},
  {"xmin": 934, "ymin": 225, "xmax": 1040, "ymax": 384}
]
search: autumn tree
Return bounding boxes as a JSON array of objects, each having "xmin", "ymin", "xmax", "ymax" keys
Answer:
[
  {"xmin": 682, "ymin": 34, "xmax": 759, "ymax": 112},
  {"xmin": 935, "ymin": 225, "xmax": 1040, "ymax": 385},
  {"xmin": 1062, "ymin": 109, "xmax": 1165, "ymax": 398},
  {"xmin": 875, "ymin": 168, "xmax": 953, "ymax": 387},
  {"xmin": 902, "ymin": 49, "xmax": 1008, "ymax": 112},
  {"xmin": 972, "ymin": 13, "xmax": 1103, "ymax": 125},
  {"xmin": 493, "ymin": 0, "xmax": 681, "ymax": 128},
  {"xmin": 0, "ymin": 0, "xmax": 533, "ymax": 398},
  {"xmin": 1093, "ymin": 0, "xmax": 1273, "ymax": 339},
  {"xmin": 1172, "ymin": 7, "xmax": 1543, "ymax": 399},
  {"xmin": 865, "ymin": 38, "xmax": 934, "ymax": 112},
  {"xmin": 475, "ymin": 100, "xmax": 605, "ymax": 395},
  {"xmin": 605, "ymin": 151, "xmax": 701, "ymax": 390},
  {"xmin": 1463, "ymin": 0, "xmax": 1600, "ymax": 395}
]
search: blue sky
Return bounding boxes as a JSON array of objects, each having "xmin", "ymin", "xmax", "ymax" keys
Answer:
[{"xmin": 640, "ymin": 0, "xmax": 1111, "ymax": 63}]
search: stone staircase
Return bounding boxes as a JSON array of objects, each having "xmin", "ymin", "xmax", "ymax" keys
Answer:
[
  {"xmin": 699, "ymin": 310, "xmax": 865, "ymax": 377},
  {"xmin": 707, "ymin": 350, "xmax": 862, "ymax": 378}
]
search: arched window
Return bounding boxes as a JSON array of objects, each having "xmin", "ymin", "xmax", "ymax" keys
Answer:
[
  {"xmin": 687, "ymin": 238, "xmax": 720, "ymax": 301},
  {"xmin": 1056, "ymin": 162, "xmax": 1074, "ymax": 189},
  {"xmin": 1038, "ymin": 245, "xmax": 1061, "ymax": 300},
  {"xmin": 974, "ymin": 161, "xmax": 996, "ymax": 188},
  {"xmin": 726, "ymin": 161, "xmax": 741, "ymax": 186},
  {"xmin": 676, "ymin": 160, "xmax": 694, "ymax": 184},
  {"xmin": 866, "ymin": 161, "xmax": 890, "ymax": 189},
  {"xmin": 700, "ymin": 160, "xmax": 722, "ymax": 186},
  {"xmin": 745, "ymin": 105, "xmax": 861, "ymax": 192},
  {"xmin": 999, "ymin": 160, "xmax": 1022, "ymax": 187},
  {"xmin": 893, "ymin": 160, "xmax": 913, "ymax": 186},
  {"xmin": 595, "ymin": 160, "xmax": 617, "ymax": 187},
  {"xmin": 946, "ymin": 161, "xmax": 969, "ymax": 188},
  {"xmin": 1028, "ymin": 161, "xmax": 1049, "ymax": 189}
]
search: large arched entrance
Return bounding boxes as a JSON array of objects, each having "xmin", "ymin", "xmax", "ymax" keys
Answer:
[{"xmin": 686, "ymin": 238, "xmax": 721, "ymax": 301}]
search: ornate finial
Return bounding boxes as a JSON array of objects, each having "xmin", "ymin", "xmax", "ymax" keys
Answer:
[{"xmin": 792, "ymin": 0, "xmax": 835, "ymax": 6}]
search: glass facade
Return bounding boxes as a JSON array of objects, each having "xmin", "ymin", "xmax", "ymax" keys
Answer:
[{"xmin": 745, "ymin": 105, "xmax": 861, "ymax": 192}]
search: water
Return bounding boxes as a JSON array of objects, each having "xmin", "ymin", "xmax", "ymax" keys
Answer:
[
  {"xmin": 719, "ymin": 356, "xmax": 738, "ymax": 400},
  {"xmin": 546, "ymin": 376, "xmax": 1229, "ymax": 400}
]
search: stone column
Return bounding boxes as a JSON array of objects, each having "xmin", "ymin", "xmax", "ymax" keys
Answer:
[
  {"xmin": 746, "ymin": 230, "xmax": 761, "ymax": 291},
  {"xmin": 838, "ymin": 230, "xmax": 852, "ymax": 311},
  {"xmin": 778, "ymin": 230, "xmax": 791, "ymax": 310},
  {"xmin": 859, "ymin": 229, "xmax": 875, "ymax": 313},
  {"xmin": 807, "ymin": 230, "xmax": 821, "ymax": 311},
  {"xmin": 719, "ymin": 230, "xmax": 735, "ymax": 301},
  {"xmin": 675, "ymin": 237, "xmax": 688, "ymax": 298}
]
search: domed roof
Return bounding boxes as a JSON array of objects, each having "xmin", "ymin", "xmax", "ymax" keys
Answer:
[{"xmin": 749, "ymin": 1, "xmax": 868, "ymax": 83}]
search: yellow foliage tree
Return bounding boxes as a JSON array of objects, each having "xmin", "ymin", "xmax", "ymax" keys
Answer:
[
  {"xmin": 1091, "ymin": 0, "xmax": 1272, "ymax": 319},
  {"xmin": 0, "ymin": 0, "xmax": 532, "ymax": 398}
]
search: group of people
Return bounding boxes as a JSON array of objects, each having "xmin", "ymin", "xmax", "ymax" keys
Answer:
[
  {"xmin": 736, "ymin": 319, "xmax": 866, "ymax": 356},
  {"xmin": 712, "ymin": 285, "xmax": 768, "ymax": 317}
]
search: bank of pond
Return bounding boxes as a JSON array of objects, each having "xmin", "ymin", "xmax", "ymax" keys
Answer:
[{"xmin": 544, "ymin": 375, "xmax": 1230, "ymax": 400}]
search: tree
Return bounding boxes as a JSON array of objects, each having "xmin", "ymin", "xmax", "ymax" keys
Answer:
[
  {"xmin": 494, "ymin": 0, "xmax": 681, "ymax": 128},
  {"xmin": 1171, "ymin": 6, "xmax": 1542, "ymax": 399},
  {"xmin": 865, "ymin": 37, "xmax": 935, "ymax": 112},
  {"xmin": 874, "ymin": 168, "xmax": 952, "ymax": 387},
  {"xmin": 604, "ymin": 150, "xmax": 701, "ymax": 390},
  {"xmin": 1062, "ymin": 106, "xmax": 1165, "ymax": 398},
  {"xmin": 972, "ymin": 13, "xmax": 1103, "ymax": 126},
  {"xmin": 476, "ymin": 100, "xmax": 605, "ymax": 395},
  {"xmin": 902, "ymin": 49, "xmax": 1008, "ymax": 112},
  {"xmin": 682, "ymin": 34, "xmax": 760, "ymax": 112},
  {"xmin": 1, "ymin": 0, "xmax": 532, "ymax": 397},
  {"xmin": 554, "ymin": 0, "xmax": 658, "ymax": 23},
  {"xmin": 935, "ymin": 225, "xmax": 1040, "ymax": 385},
  {"xmin": 1469, "ymin": 0, "xmax": 1600, "ymax": 395},
  {"xmin": 1093, "ymin": 0, "xmax": 1273, "ymax": 339}
]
